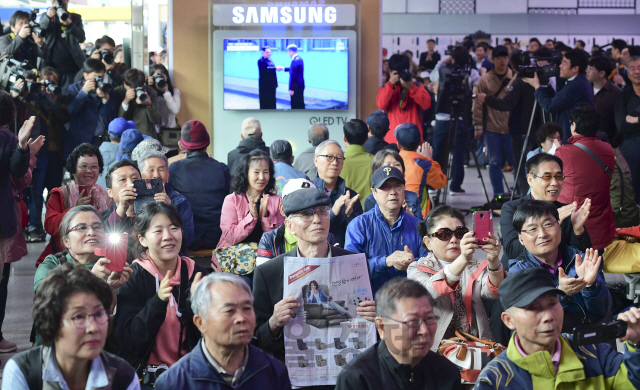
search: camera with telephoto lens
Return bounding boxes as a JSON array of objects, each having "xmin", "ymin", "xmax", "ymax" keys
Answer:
[
  {"xmin": 0, "ymin": 56, "xmax": 41, "ymax": 94},
  {"xmin": 29, "ymin": 9, "xmax": 43, "ymax": 37},
  {"xmin": 443, "ymin": 65, "xmax": 472, "ymax": 112},
  {"xmin": 56, "ymin": 6, "xmax": 69, "ymax": 22},
  {"xmin": 518, "ymin": 51, "xmax": 561, "ymax": 80},
  {"xmin": 100, "ymin": 48, "xmax": 114, "ymax": 65},
  {"xmin": 153, "ymin": 74, "xmax": 167, "ymax": 89},
  {"xmin": 142, "ymin": 364, "xmax": 168, "ymax": 386},
  {"xmin": 93, "ymin": 75, "xmax": 112, "ymax": 94},
  {"xmin": 44, "ymin": 79, "xmax": 61, "ymax": 95},
  {"xmin": 135, "ymin": 86, "xmax": 148, "ymax": 102},
  {"xmin": 398, "ymin": 69, "xmax": 412, "ymax": 83}
]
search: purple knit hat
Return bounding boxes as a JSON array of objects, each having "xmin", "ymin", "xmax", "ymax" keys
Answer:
[{"xmin": 180, "ymin": 120, "xmax": 210, "ymax": 150}]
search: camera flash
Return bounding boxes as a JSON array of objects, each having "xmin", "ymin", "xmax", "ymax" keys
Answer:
[{"xmin": 108, "ymin": 234, "xmax": 120, "ymax": 244}]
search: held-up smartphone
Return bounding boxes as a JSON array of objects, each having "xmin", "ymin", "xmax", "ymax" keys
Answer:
[
  {"xmin": 93, "ymin": 232, "xmax": 128, "ymax": 272},
  {"xmin": 472, "ymin": 210, "xmax": 494, "ymax": 245},
  {"xmin": 573, "ymin": 321, "xmax": 628, "ymax": 346},
  {"xmin": 132, "ymin": 178, "xmax": 163, "ymax": 214},
  {"xmin": 78, "ymin": 185, "xmax": 92, "ymax": 196}
]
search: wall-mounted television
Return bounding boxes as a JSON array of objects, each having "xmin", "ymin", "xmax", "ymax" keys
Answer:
[{"xmin": 223, "ymin": 38, "xmax": 349, "ymax": 110}]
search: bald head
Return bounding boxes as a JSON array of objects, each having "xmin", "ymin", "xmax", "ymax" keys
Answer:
[{"xmin": 308, "ymin": 123, "xmax": 329, "ymax": 146}]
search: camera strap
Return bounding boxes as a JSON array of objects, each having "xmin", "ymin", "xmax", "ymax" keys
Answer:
[
  {"xmin": 573, "ymin": 142, "xmax": 612, "ymax": 180},
  {"xmin": 482, "ymin": 76, "xmax": 510, "ymax": 131}
]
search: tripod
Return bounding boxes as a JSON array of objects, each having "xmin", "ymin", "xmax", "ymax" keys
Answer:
[{"xmin": 510, "ymin": 99, "xmax": 547, "ymax": 201}]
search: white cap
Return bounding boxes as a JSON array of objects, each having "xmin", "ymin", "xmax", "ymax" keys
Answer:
[
  {"xmin": 282, "ymin": 178, "xmax": 316, "ymax": 198},
  {"xmin": 156, "ymin": 47, "xmax": 166, "ymax": 54}
]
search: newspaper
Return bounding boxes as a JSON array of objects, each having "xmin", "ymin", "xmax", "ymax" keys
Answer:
[{"xmin": 283, "ymin": 254, "xmax": 376, "ymax": 387}]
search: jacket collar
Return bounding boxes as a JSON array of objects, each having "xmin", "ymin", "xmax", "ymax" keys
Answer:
[
  {"xmin": 185, "ymin": 151, "xmax": 209, "ymax": 159},
  {"xmin": 399, "ymin": 149, "xmax": 423, "ymax": 160},
  {"xmin": 344, "ymin": 144, "xmax": 367, "ymax": 157},
  {"xmin": 378, "ymin": 340, "xmax": 426, "ymax": 386},
  {"xmin": 567, "ymin": 134, "xmax": 597, "ymax": 144},
  {"xmin": 520, "ymin": 243, "xmax": 578, "ymax": 271},
  {"xmin": 313, "ymin": 176, "xmax": 346, "ymax": 195},
  {"xmin": 237, "ymin": 138, "xmax": 266, "ymax": 152},
  {"xmin": 373, "ymin": 203, "xmax": 406, "ymax": 231}
]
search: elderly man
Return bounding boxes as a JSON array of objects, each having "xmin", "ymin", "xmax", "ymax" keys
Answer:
[
  {"xmin": 253, "ymin": 187, "xmax": 375, "ymax": 378},
  {"xmin": 294, "ymin": 123, "xmax": 329, "ymax": 178},
  {"xmin": 312, "ymin": 140, "xmax": 363, "ymax": 247},
  {"xmin": 345, "ymin": 166, "xmax": 426, "ymax": 295},
  {"xmin": 509, "ymin": 200, "xmax": 612, "ymax": 331},
  {"xmin": 155, "ymin": 273, "xmax": 291, "ymax": 390},
  {"xmin": 103, "ymin": 159, "xmax": 141, "ymax": 230},
  {"xmin": 228, "ymin": 117, "xmax": 270, "ymax": 175},
  {"xmin": 336, "ymin": 278, "xmax": 461, "ymax": 390},
  {"xmin": 340, "ymin": 119, "xmax": 374, "ymax": 208},
  {"xmin": 476, "ymin": 267, "xmax": 640, "ymax": 389},
  {"xmin": 138, "ymin": 150, "xmax": 195, "ymax": 247}
]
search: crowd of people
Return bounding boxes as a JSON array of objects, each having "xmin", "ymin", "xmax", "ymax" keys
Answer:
[{"xmin": 1, "ymin": 7, "xmax": 640, "ymax": 388}]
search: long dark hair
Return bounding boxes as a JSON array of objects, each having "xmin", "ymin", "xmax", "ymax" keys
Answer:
[
  {"xmin": 150, "ymin": 64, "xmax": 174, "ymax": 95},
  {"xmin": 230, "ymin": 150, "xmax": 277, "ymax": 195},
  {"xmin": 131, "ymin": 202, "xmax": 185, "ymax": 259}
]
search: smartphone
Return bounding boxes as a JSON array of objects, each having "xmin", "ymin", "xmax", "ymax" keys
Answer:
[
  {"xmin": 472, "ymin": 210, "xmax": 494, "ymax": 245},
  {"xmin": 78, "ymin": 185, "xmax": 92, "ymax": 196},
  {"xmin": 573, "ymin": 321, "xmax": 628, "ymax": 346},
  {"xmin": 93, "ymin": 232, "xmax": 128, "ymax": 272},
  {"xmin": 132, "ymin": 178, "xmax": 163, "ymax": 214}
]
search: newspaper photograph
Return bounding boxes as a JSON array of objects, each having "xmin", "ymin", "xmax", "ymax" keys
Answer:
[{"xmin": 283, "ymin": 253, "xmax": 376, "ymax": 387}]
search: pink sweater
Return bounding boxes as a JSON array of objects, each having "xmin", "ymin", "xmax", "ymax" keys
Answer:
[{"xmin": 217, "ymin": 192, "xmax": 284, "ymax": 248}]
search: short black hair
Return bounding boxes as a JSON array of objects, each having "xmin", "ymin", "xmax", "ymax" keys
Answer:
[
  {"xmin": 510, "ymin": 50, "xmax": 525, "ymax": 70},
  {"xmin": 388, "ymin": 54, "xmax": 410, "ymax": 73},
  {"xmin": 451, "ymin": 46, "xmax": 470, "ymax": 66},
  {"xmin": 66, "ymin": 143, "xmax": 104, "ymax": 176},
  {"xmin": 571, "ymin": 104, "xmax": 601, "ymax": 137},
  {"xmin": 545, "ymin": 39, "xmax": 554, "ymax": 44},
  {"xmin": 475, "ymin": 42, "xmax": 488, "ymax": 51},
  {"xmin": 503, "ymin": 38, "xmax": 513, "ymax": 44},
  {"xmin": 427, "ymin": 39, "xmax": 436, "ymax": 44},
  {"xmin": 150, "ymin": 63, "xmax": 174, "ymax": 94},
  {"xmin": 534, "ymin": 47, "xmax": 553, "ymax": 59},
  {"xmin": 588, "ymin": 56, "xmax": 613, "ymax": 78},
  {"xmin": 575, "ymin": 40, "xmax": 586, "ymax": 48},
  {"xmin": 629, "ymin": 46, "xmax": 640, "ymax": 57},
  {"xmin": 123, "ymin": 68, "xmax": 146, "ymax": 88},
  {"xmin": 525, "ymin": 152, "xmax": 563, "ymax": 175},
  {"xmin": 612, "ymin": 39, "xmax": 628, "ymax": 52},
  {"xmin": 530, "ymin": 37, "xmax": 541, "ymax": 45},
  {"xmin": 344, "ymin": 119, "xmax": 368, "ymax": 146},
  {"xmin": 105, "ymin": 159, "xmax": 140, "ymax": 189},
  {"xmin": 418, "ymin": 205, "xmax": 466, "ymax": 249},
  {"xmin": 535, "ymin": 122, "xmax": 562, "ymax": 147},
  {"xmin": 9, "ymin": 10, "xmax": 29, "ymax": 27},
  {"xmin": 563, "ymin": 49, "xmax": 589, "ymax": 74},
  {"xmin": 82, "ymin": 58, "xmax": 106, "ymax": 74},
  {"xmin": 94, "ymin": 35, "xmax": 116, "ymax": 49},
  {"xmin": 0, "ymin": 90, "xmax": 17, "ymax": 127},
  {"xmin": 262, "ymin": 46, "xmax": 271, "ymax": 51},
  {"xmin": 132, "ymin": 202, "xmax": 185, "ymax": 259},
  {"xmin": 33, "ymin": 263, "xmax": 113, "ymax": 346},
  {"xmin": 376, "ymin": 277, "xmax": 434, "ymax": 318},
  {"xmin": 230, "ymin": 149, "xmax": 277, "ymax": 195},
  {"xmin": 512, "ymin": 199, "xmax": 559, "ymax": 233}
]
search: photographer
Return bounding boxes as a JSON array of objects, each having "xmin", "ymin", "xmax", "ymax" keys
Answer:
[
  {"xmin": 376, "ymin": 53, "xmax": 431, "ymax": 144},
  {"xmin": 148, "ymin": 64, "xmax": 180, "ymax": 130},
  {"xmin": 0, "ymin": 10, "xmax": 47, "ymax": 70},
  {"xmin": 66, "ymin": 59, "xmax": 117, "ymax": 160},
  {"xmin": 38, "ymin": 0, "xmax": 87, "ymax": 94},
  {"xmin": 115, "ymin": 68, "xmax": 162, "ymax": 139},
  {"xmin": 73, "ymin": 35, "xmax": 125, "ymax": 88}
]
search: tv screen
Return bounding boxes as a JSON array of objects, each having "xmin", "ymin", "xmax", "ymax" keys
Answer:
[{"xmin": 223, "ymin": 38, "xmax": 349, "ymax": 110}]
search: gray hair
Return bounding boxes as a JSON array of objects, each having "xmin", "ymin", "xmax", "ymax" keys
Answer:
[
  {"xmin": 308, "ymin": 123, "xmax": 329, "ymax": 146},
  {"xmin": 629, "ymin": 56, "xmax": 640, "ymax": 67},
  {"xmin": 315, "ymin": 139, "xmax": 342, "ymax": 157},
  {"xmin": 375, "ymin": 278, "xmax": 434, "ymax": 319},
  {"xmin": 190, "ymin": 273, "xmax": 253, "ymax": 319},
  {"xmin": 58, "ymin": 205, "xmax": 102, "ymax": 239},
  {"xmin": 137, "ymin": 150, "xmax": 169, "ymax": 171}
]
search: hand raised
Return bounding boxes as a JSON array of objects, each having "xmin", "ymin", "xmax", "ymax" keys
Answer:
[
  {"xmin": 617, "ymin": 307, "xmax": 640, "ymax": 345},
  {"xmin": 459, "ymin": 231, "xmax": 478, "ymax": 262},
  {"xmin": 344, "ymin": 193, "xmax": 360, "ymax": 217},
  {"xmin": 190, "ymin": 272, "xmax": 203, "ymax": 295},
  {"xmin": 571, "ymin": 199, "xmax": 590, "ymax": 234},
  {"xmin": 557, "ymin": 203, "xmax": 575, "ymax": 225},
  {"xmin": 259, "ymin": 194, "xmax": 270, "ymax": 218},
  {"xmin": 332, "ymin": 193, "xmax": 348, "ymax": 216},
  {"xmin": 158, "ymin": 270, "xmax": 173, "ymax": 301},
  {"xmin": 480, "ymin": 233, "xmax": 501, "ymax": 261},
  {"xmin": 575, "ymin": 249, "xmax": 601, "ymax": 286},
  {"xmin": 18, "ymin": 116, "xmax": 36, "ymax": 150},
  {"xmin": 558, "ymin": 267, "xmax": 587, "ymax": 296},
  {"xmin": 417, "ymin": 141, "xmax": 433, "ymax": 159},
  {"xmin": 28, "ymin": 135, "xmax": 46, "ymax": 156}
]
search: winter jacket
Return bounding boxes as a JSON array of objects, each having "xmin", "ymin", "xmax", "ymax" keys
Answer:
[
  {"xmin": 115, "ymin": 86, "xmax": 162, "ymax": 139},
  {"xmin": 473, "ymin": 68, "xmax": 514, "ymax": 135},
  {"xmin": 0, "ymin": 128, "xmax": 30, "ymax": 239},
  {"xmin": 363, "ymin": 136, "xmax": 398, "ymax": 156},
  {"xmin": 611, "ymin": 149, "xmax": 639, "ymax": 228},
  {"xmin": 312, "ymin": 176, "xmax": 363, "ymax": 247},
  {"xmin": 509, "ymin": 244, "xmax": 612, "ymax": 322},
  {"xmin": 0, "ymin": 33, "xmax": 48, "ymax": 70},
  {"xmin": 399, "ymin": 149, "xmax": 446, "ymax": 217},
  {"xmin": 38, "ymin": 11, "xmax": 86, "ymax": 70},
  {"xmin": 345, "ymin": 205, "xmax": 427, "ymax": 295},
  {"xmin": 476, "ymin": 333, "xmax": 640, "ymax": 390},
  {"xmin": 155, "ymin": 341, "xmax": 291, "ymax": 390},
  {"xmin": 484, "ymin": 75, "xmax": 543, "ymax": 137},
  {"xmin": 217, "ymin": 192, "xmax": 284, "ymax": 248},
  {"xmin": 273, "ymin": 161, "xmax": 306, "ymax": 196},
  {"xmin": 227, "ymin": 138, "xmax": 270, "ymax": 176},
  {"xmin": 364, "ymin": 190, "xmax": 422, "ymax": 220},
  {"xmin": 257, "ymin": 223, "xmax": 336, "ymax": 261},
  {"xmin": 376, "ymin": 82, "xmax": 431, "ymax": 144},
  {"xmin": 615, "ymin": 87, "xmax": 640, "ymax": 140},
  {"xmin": 169, "ymin": 152, "xmax": 230, "ymax": 249},
  {"xmin": 96, "ymin": 142, "xmax": 119, "ymax": 190},
  {"xmin": 340, "ymin": 144, "xmax": 374, "ymax": 208},
  {"xmin": 6, "ymin": 155, "xmax": 36, "ymax": 264},
  {"xmin": 556, "ymin": 134, "xmax": 616, "ymax": 250}
]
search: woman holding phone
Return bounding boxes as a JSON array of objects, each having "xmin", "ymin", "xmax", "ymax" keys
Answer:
[
  {"xmin": 37, "ymin": 143, "xmax": 111, "ymax": 266},
  {"xmin": 116, "ymin": 202, "xmax": 205, "ymax": 388}
]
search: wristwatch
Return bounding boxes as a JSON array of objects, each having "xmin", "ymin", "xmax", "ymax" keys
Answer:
[{"xmin": 584, "ymin": 282, "xmax": 598, "ymax": 291}]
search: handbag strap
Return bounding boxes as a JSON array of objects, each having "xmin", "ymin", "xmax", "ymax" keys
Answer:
[{"xmin": 573, "ymin": 142, "xmax": 612, "ymax": 180}]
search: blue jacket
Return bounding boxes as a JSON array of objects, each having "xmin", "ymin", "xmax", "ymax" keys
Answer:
[
  {"xmin": 345, "ymin": 204, "xmax": 427, "ymax": 295},
  {"xmin": 165, "ymin": 183, "xmax": 195, "ymax": 247},
  {"xmin": 96, "ymin": 142, "xmax": 119, "ymax": 190},
  {"xmin": 534, "ymin": 74, "xmax": 593, "ymax": 143},
  {"xmin": 312, "ymin": 176, "xmax": 363, "ymax": 247},
  {"xmin": 306, "ymin": 289, "xmax": 329, "ymax": 303},
  {"xmin": 364, "ymin": 191, "xmax": 422, "ymax": 220},
  {"xmin": 509, "ymin": 244, "xmax": 611, "ymax": 318},
  {"xmin": 155, "ymin": 341, "xmax": 291, "ymax": 390},
  {"xmin": 257, "ymin": 223, "xmax": 336, "ymax": 260},
  {"xmin": 65, "ymin": 80, "xmax": 117, "ymax": 160},
  {"xmin": 273, "ymin": 161, "xmax": 307, "ymax": 196}
]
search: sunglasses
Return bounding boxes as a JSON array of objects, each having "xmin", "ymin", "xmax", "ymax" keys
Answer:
[{"xmin": 430, "ymin": 227, "xmax": 469, "ymax": 241}]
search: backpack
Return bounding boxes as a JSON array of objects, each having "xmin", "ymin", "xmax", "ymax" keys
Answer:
[{"xmin": 610, "ymin": 159, "xmax": 639, "ymax": 228}]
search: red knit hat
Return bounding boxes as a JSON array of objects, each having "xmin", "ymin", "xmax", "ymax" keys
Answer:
[{"xmin": 180, "ymin": 120, "xmax": 210, "ymax": 151}]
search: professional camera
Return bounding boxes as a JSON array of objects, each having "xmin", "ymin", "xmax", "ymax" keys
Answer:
[
  {"xmin": 153, "ymin": 74, "xmax": 167, "ymax": 89},
  {"xmin": 56, "ymin": 6, "xmax": 69, "ymax": 22},
  {"xmin": 43, "ymin": 79, "xmax": 61, "ymax": 95},
  {"xmin": 443, "ymin": 65, "xmax": 472, "ymax": 111},
  {"xmin": 135, "ymin": 86, "xmax": 148, "ymax": 102},
  {"xmin": 518, "ymin": 51, "xmax": 561, "ymax": 80},
  {"xmin": 100, "ymin": 48, "xmax": 114, "ymax": 65},
  {"xmin": 141, "ymin": 364, "xmax": 168, "ymax": 387},
  {"xmin": 398, "ymin": 69, "xmax": 412, "ymax": 83},
  {"xmin": 93, "ymin": 75, "xmax": 112, "ymax": 94},
  {"xmin": 29, "ymin": 9, "xmax": 43, "ymax": 37},
  {"xmin": 0, "ymin": 56, "xmax": 41, "ymax": 94}
]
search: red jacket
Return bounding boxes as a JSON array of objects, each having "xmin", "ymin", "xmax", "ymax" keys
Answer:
[
  {"xmin": 376, "ymin": 82, "xmax": 431, "ymax": 144},
  {"xmin": 556, "ymin": 134, "xmax": 616, "ymax": 250}
]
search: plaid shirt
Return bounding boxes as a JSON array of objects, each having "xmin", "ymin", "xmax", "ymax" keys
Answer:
[{"xmin": 593, "ymin": 81, "xmax": 621, "ymax": 138}]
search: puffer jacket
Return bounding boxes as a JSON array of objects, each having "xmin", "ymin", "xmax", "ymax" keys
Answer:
[{"xmin": 473, "ymin": 68, "xmax": 514, "ymax": 134}]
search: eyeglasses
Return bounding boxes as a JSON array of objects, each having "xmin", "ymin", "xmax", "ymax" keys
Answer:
[
  {"xmin": 78, "ymin": 164, "xmax": 100, "ymax": 172},
  {"xmin": 430, "ymin": 227, "xmax": 468, "ymax": 241},
  {"xmin": 521, "ymin": 221, "xmax": 559, "ymax": 236},
  {"xmin": 532, "ymin": 173, "xmax": 565, "ymax": 182},
  {"xmin": 385, "ymin": 315, "xmax": 439, "ymax": 329},
  {"xmin": 318, "ymin": 155, "xmax": 345, "ymax": 164},
  {"xmin": 292, "ymin": 206, "xmax": 330, "ymax": 222},
  {"xmin": 65, "ymin": 309, "xmax": 109, "ymax": 329},
  {"xmin": 68, "ymin": 223, "xmax": 105, "ymax": 234}
]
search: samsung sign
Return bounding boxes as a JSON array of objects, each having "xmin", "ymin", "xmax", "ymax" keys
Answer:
[{"xmin": 213, "ymin": 4, "xmax": 356, "ymax": 27}]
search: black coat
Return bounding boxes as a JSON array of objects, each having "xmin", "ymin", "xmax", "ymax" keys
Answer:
[
  {"xmin": 363, "ymin": 136, "xmax": 398, "ymax": 155},
  {"xmin": 285, "ymin": 55, "xmax": 304, "ymax": 91},
  {"xmin": 227, "ymin": 138, "xmax": 270, "ymax": 175},
  {"xmin": 39, "ymin": 11, "xmax": 86, "ymax": 70},
  {"xmin": 418, "ymin": 50, "xmax": 441, "ymax": 70},
  {"xmin": 258, "ymin": 56, "xmax": 278, "ymax": 91},
  {"xmin": 0, "ymin": 33, "xmax": 48, "ymax": 70},
  {"xmin": 0, "ymin": 128, "xmax": 30, "ymax": 238},
  {"xmin": 252, "ymin": 246, "xmax": 355, "ymax": 363}
]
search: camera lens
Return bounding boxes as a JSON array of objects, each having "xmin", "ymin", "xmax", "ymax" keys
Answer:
[
  {"xmin": 153, "ymin": 74, "xmax": 167, "ymax": 89},
  {"xmin": 56, "ymin": 6, "xmax": 69, "ymax": 21},
  {"xmin": 135, "ymin": 87, "xmax": 148, "ymax": 102},
  {"xmin": 101, "ymin": 49, "xmax": 114, "ymax": 65}
]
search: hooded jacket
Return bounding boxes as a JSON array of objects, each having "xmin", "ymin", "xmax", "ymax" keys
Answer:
[{"xmin": 227, "ymin": 138, "xmax": 270, "ymax": 175}]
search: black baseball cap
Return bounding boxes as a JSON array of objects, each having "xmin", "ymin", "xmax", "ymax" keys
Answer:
[
  {"xmin": 282, "ymin": 188, "xmax": 331, "ymax": 216},
  {"xmin": 493, "ymin": 45, "xmax": 509, "ymax": 58},
  {"xmin": 498, "ymin": 268, "xmax": 566, "ymax": 309},
  {"xmin": 270, "ymin": 140, "xmax": 293, "ymax": 161},
  {"xmin": 366, "ymin": 110, "xmax": 390, "ymax": 132},
  {"xmin": 371, "ymin": 166, "xmax": 405, "ymax": 189},
  {"xmin": 394, "ymin": 123, "xmax": 421, "ymax": 148}
]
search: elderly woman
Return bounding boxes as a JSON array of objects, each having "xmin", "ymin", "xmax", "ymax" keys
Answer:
[
  {"xmin": 116, "ymin": 202, "xmax": 206, "ymax": 387},
  {"xmin": 363, "ymin": 149, "xmax": 422, "ymax": 218},
  {"xmin": 2, "ymin": 263, "xmax": 139, "ymax": 390},
  {"xmin": 408, "ymin": 205, "xmax": 505, "ymax": 350},
  {"xmin": 37, "ymin": 143, "xmax": 110, "ymax": 266},
  {"xmin": 306, "ymin": 280, "xmax": 350, "ymax": 319}
]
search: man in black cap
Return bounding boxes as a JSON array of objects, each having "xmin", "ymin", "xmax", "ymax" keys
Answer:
[
  {"xmin": 252, "ymin": 187, "xmax": 376, "ymax": 383},
  {"xmin": 270, "ymin": 139, "xmax": 307, "ymax": 196},
  {"xmin": 363, "ymin": 110, "xmax": 398, "ymax": 155},
  {"xmin": 476, "ymin": 267, "xmax": 640, "ymax": 390}
]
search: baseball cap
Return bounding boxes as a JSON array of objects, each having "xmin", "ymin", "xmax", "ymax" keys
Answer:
[
  {"xmin": 270, "ymin": 140, "xmax": 293, "ymax": 161},
  {"xmin": 493, "ymin": 45, "xmax": 509, "ymax": 57},
  {"xmin": 241, "ymin": 117, "xmax": 261, "ymax": 137},
  {"xmin": 283, "ymin": 188, "xmax": 331, "ymax": 217},
  {"xmin": 371, "ymin": 166, "xmax": 405, "ymax": 188},
  {"xmin": 108, "ymin": 118, "xmax": 136, "ymax": 139},
  {"xmin": 365, "ymin": 110, "xmax": 390, "ymax": 133},
  {"xmin": 498, "ymin": 268, "xmax": 566, "ymax": 310},
  {"xmin": 282, "ymin": 178, "xmax": 316, "ymax": 198},
  {"xmin": 156, "ymin": 46, "xmax": 166, "ymax": 54},
  {"xmin": 394, "ymin": 123, "xmax": 421, "ymax": 148}
]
